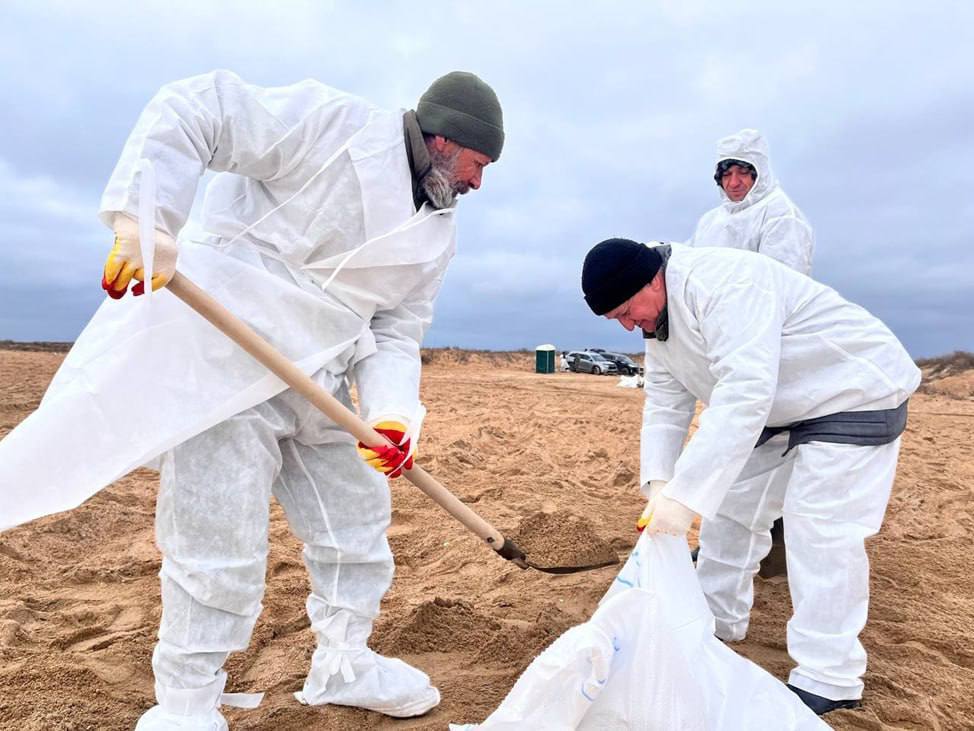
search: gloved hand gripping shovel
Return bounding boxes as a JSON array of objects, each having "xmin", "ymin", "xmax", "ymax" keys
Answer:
[{"xmin": 165, "ymin": 272, "xmax": 616, "ymax": 574}]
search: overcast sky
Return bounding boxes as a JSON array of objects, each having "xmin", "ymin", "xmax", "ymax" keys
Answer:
[{"xmin": 1, "ymin": 1, "xmax": 971, "ymax": 357}]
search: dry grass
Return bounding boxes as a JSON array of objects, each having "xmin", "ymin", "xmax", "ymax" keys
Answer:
[
  {"xmin": 916, "ymin": 350, "xmax": 974, "ymax": 381},
  {"xmin": 0, "ymin": 340, "xmax": 72, "ymax": 353}
]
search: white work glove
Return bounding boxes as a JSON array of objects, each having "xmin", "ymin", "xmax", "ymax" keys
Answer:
[
  {"xmin": 102, "ymin": 213, "xmax": 178, "ymax": 298},
  {"xmin": 636, "ymin": 480, "xmax": 666, "ymax": 531},
  {"xmin": 644, "ymin": 494, "xmax": 696, "ymax": 536},
  {"xmin": 636, "ymin": 480, "xmax": 697, "ymax": 536}
]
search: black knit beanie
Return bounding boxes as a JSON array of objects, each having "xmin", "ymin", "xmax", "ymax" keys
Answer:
[
  {"xmin": 417, "ymin": 71, "xmax": 504, "ymax": 161},
  {"xmin": 582, "ymin": 239, "xmax": 664, "ymax": 315}
]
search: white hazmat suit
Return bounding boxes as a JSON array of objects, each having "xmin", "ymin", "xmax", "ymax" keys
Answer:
[
  {"xmin": 639, "ymin": 243, "xmax": 919, "ymax": 703},
  {"xmin": 688, "ymin": 129, "xmax": 814, "ymax": 275},
  {"xmin": 688, "ymin": 129, "xmax": 815, "ymax": 629},
  {"xmin": 0, "ymin": 70, "xmax": 461, "ymax": 726}
]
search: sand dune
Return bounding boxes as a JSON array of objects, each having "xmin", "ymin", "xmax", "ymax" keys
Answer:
[{"xmin": 1, "ymin": 348, "xmax": 972, "ymax": 729}]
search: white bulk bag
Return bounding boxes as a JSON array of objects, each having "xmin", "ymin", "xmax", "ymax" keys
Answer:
[{"xmin": 451, "ymin": 534, "xmax": 827, "ymax": 730}]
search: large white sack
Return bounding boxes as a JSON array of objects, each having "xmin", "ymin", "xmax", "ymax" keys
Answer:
[
  {"xmin": 451, "ymin": 534, "xmax": 827, "ymax": 730},
  {"xmin": 617, "ymin": 374, "xmax": 644, "ymax": 389}
]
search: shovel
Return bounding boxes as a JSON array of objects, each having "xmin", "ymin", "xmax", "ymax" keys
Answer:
[{"xmin": 165, "ymin": 272, "xmax": 617, "ymax": 575}]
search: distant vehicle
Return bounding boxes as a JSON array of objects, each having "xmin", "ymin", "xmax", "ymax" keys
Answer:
[
  {"xmin": 567, "ymin": 350, "xmax": 618, "ymax": 375},
  {"xmin": 599, "ymin": 352, "xmax": 642, "ymax": 376}
]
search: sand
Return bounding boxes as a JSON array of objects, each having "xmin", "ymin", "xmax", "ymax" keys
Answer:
[
  {"xmin": 1, "ymin": 347, "xmax": 972, "ymax": 730},
  {"xmin": 508, "ymin": 510, "xmax": 619, "ymax": 570}
]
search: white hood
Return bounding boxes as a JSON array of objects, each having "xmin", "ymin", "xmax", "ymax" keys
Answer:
[{"xmin": 715, "ymin": 128, "xmax": 778, "ymax": 212}]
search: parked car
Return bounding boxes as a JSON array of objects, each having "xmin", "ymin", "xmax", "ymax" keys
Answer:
[
  {"xmin": 567, "ymin": 350, "xmax": 618, "ymax": 375},
  {"xmin": 586, "ymin": 348, "xmax": 643, "ymax": 375},
  {"xmin": 600, "ymin": 352, "xmax": 643, "ymax": 376}
]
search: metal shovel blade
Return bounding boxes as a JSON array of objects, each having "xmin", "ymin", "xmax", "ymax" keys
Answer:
[{"xmin": 525, "ymin": 557, "xmax": 621, "ymax": 574}]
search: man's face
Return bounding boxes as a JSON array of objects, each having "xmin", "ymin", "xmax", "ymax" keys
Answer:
[
  {"xmin": 431, "ymin": 136, "xmax": 491, "ymax": 193},
  {"xmin": 604, "ymin": 276, "xmax": 667, "ymax": 333},
  {"xmin": 423, "ymin": 137, "xmax": 492, "ymax": 208},
  {"xmin": 720, "ymin": 164, "xmax": 755, "ymax": 202}
]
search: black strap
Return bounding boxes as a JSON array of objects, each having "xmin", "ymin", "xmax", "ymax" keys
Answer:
[{"xmin": 755, "ymin": 399, "xmax": 909, "ymax": 454}]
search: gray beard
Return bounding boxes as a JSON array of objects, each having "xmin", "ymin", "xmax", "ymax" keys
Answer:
[{"xmin": 421, "ymin": 147, "xmax": 462, "ymax": 209}]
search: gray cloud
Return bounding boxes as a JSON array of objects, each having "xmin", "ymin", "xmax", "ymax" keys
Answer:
[{"xmin": 1, "ymin": 1, "xmax": 971, "ymax": 357}]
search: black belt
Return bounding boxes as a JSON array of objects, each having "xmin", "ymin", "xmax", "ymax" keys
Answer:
[{"xmin": 755, "ymin": 399, "xmax": 909, "ymax": 454}]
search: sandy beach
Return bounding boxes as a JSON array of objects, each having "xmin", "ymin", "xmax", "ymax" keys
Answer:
[{"xmin": 1, "ymin": 347, "xmax": 972, "ymax": 730}]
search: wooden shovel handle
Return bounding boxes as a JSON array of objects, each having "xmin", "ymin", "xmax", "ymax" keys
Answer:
[{"xmin": 166, "ymin": 271, "xmax": 509, "ymax": 552}]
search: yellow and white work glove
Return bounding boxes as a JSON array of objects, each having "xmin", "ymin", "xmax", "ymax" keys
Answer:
[
  {"xmin": 636, "ymin": 480, "xmax": 667, "ymax": 531},
  {"xmin": 637, "ymin": 480, "xmax": 696, "ymax": 536},
  {"xmin": 102, "ymin": 213, "xmax": 178, "ymax": 298},
  {"xmin": 356, "ymin": 419, "xmax": 414, "ymax": 479}
]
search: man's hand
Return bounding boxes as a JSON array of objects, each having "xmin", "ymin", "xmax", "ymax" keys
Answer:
[
  {"xmin": 645, "ymin": 494, "xmax": 696, "ymax": 536},
  {"xmin": 636, "ymin": 480, "xmax": 667, "ymax": 531},
  {"xmin": 356, "ymin": 420, "xmax": 414, "ymax": 479},
  {"xmin": 637, "ymin": 480, "xmax": 696, "ymax": 536},
  {"xmin": 102, "ymin": 214, "xmax": 178, "ymax": 299}
]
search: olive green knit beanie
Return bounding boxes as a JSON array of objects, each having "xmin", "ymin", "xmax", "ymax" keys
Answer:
[{"xmin": 416, "ymin": 71, "xmax": 504, "ymax": 161}]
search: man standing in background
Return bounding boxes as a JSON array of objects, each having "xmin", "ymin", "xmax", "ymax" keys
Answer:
[
  {"xmin": 689, "ymin": 128, "xmax": 813, "ymax": 275},
  {"xmin": 687, "ymin": 128, "xmax": 816, "ymax": 580}
]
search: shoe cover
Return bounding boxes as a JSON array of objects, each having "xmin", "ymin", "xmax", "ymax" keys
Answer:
[
  {"xmin": 135, "ymin": 670, "xmax": 258, "ymax": 730},
  {"xmin": 295, "ymin": 646, "xmax": 439, "ymax": 718},
  {"xmin": 134, "ymin": 705, "xmax": 228, "ymax": 731}
]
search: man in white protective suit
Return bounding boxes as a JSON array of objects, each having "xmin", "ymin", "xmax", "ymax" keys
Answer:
[
  {"xmin": 580, "ymin": 238, "xmax": 919, "ymax": 716},
  {"xmin": 688, "ymin": 128, "xmax": 814, "ymax": 275},
  {"xmin": 687, "ymin": 129, "xmax": 816, "ymax": 580},
  {"xmin": 0, "ymin": 70, "xmax": 503, "ymax": 729}
]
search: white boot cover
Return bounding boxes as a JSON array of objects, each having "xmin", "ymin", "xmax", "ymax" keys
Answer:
[
  {"xmin": 135, "ymin": 707, "xmax": 227, "ymax": 731},
  {"xmin": 135, "ymin": 670, "xmax": 263, "ymax": 730},
  {"xmin": 135, "ymin": 672, "xmax": 229, "ymax": 731},
  {"xmin": 294, "ymin": 609, "xmax": 438, "ymax": 718},
  {"xmin": 295, "ymin": 645, "xmax": 440, "ymax": 718}
]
